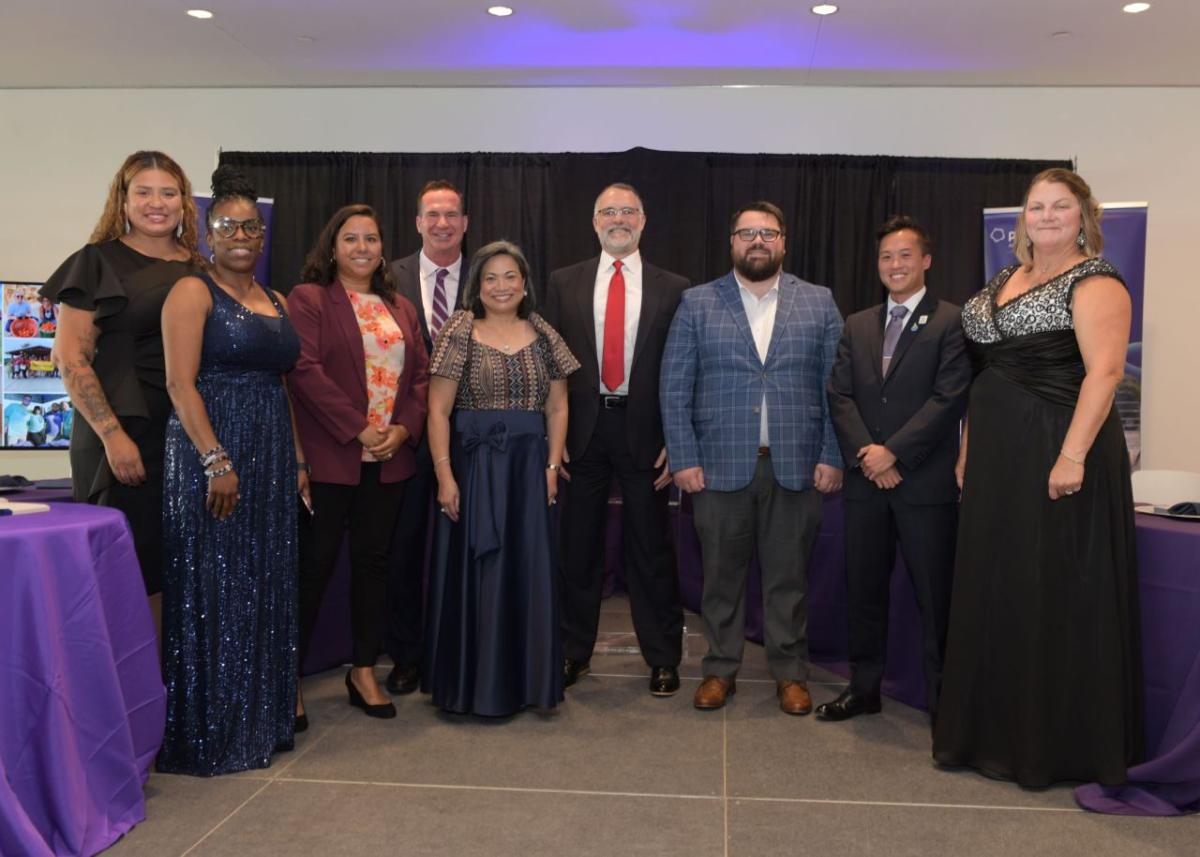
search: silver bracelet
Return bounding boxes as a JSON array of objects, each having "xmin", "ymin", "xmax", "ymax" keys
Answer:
[
  {"xmin": 205, "ymin": 461, "xmax": 234, "ymax": 479},
  {"xmin": 200, "ymin": 445, "xmax": 228, "ymax": 467},
  {"xmin": 1059, "ymin": 448, "xmax": 1085, "ymax": 465}
]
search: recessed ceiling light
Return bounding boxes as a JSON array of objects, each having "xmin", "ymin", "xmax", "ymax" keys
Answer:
[
  {"xmin": 487, "ymin": 5, "xmax": 514, "ymax": 16},
  {"xmin": 1051, "ymin": 30, "xmax": 1072, "ymax": 39},
  {"xmin": 186, "ymin": 9, "xmax": 213, "ymax": 19},
  {"xmin": 1122, "ymin": 2, "xmax": 1151, "ymax": 12},
  {"xmin": 811, "ymin": 4, "xmax": 839, "ymax": 14}
]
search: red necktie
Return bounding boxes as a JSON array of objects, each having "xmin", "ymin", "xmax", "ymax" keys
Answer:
[{"xmin": 601, "ymin": 260, "xmax": 625, "ymax": 392}]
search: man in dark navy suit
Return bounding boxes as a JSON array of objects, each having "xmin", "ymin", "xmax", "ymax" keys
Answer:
[
  {"xmin": 822, "ymin": 215, "xmax": 971, "ymax": 722},
  {"xmin": 384, "ymin": 180, "xmax": 467, "ymax": 695},
  {"xmin": 543, "ymin": 183, "xmax": 689, "ymax": 697}
]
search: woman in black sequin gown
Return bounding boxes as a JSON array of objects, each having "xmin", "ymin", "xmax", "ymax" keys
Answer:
[
  {"xmin": 933, "ymin": 169, "xmax": 1142, "ymax": 787},
  {"xmin": 157, "ymin": 168, "xmax": 306, "ymax": 775}
]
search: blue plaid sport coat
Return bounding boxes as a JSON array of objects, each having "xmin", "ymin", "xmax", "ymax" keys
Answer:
[{"xmin": 660, "ymin": 270, "xmax": 844, "ymax": 492}]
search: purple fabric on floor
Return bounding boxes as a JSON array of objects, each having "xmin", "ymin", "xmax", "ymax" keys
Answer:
[
  {"xmin": 0, "ymin": 504, "xmax": 165, "ymax": 856},
  {"xmin": 1075, "ymin": 514, "xmax": 1200, "ymax": 816}
]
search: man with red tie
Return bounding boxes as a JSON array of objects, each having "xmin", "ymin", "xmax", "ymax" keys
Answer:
[{"xmin": 543, "ymin": 183, "xmax": 690, "ymax": 697}]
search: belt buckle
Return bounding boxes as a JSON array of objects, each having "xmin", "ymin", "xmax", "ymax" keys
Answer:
[{"xmin": 602, "ymin": 395, "xmax": 625, "ymax": 409}]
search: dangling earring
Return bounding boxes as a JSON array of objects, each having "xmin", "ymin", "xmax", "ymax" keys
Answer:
[
  {"xmin": 124, "ymin": 218, "xmax": 132, "ymax": 234},
  {"xmin": 209, "ymin": 253, "xmax": 216, "ymax": 264},
  {"xmin": 176, "ymin": 219, "xmax": 184, "ymax": 239},
  {"xmin": 1076, "ymin": 228, "xmax": 1086, "ymax": 248}
]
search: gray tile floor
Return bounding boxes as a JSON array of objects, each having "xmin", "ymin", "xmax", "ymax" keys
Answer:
[{"xmin": 108, "ymin": 596, "xmax": 1192, "ymax": 856}]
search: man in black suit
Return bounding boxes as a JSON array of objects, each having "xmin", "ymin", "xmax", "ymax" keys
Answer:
[
  {"xmin": 821, "ymin": 215, "xmax": 971, "ymax": 721},
  {"xmin": 543, "ymin": 183, "xmax": 688, "ymax": 697},
  {"xmin": 384, "ymin": 179, "xmax": 467, "ymax": 695}
]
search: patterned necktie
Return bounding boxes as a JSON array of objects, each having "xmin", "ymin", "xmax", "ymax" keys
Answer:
[
  {"xmin": 881, "ymin": 305, "xmax": 908, "ymax": 376},
  {"xmin": 431, "ymin": 267, "xmax": 449, "ymax": 340},
  {"xmin": 601, "ymin": 260, "xmax": 625, "ymax": 392}
]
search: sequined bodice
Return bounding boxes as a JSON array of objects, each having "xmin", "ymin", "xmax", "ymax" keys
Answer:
[
  {"xmin": 961, "ymin": 258, "xmax": 1124, "ymax": 345},
  {"xmin": 199, "ymin": 274, "xmax": 300, "ymax": 377}
]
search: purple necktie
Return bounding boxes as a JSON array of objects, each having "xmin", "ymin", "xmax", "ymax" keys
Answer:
[
  {"xmin": 881, "ymin": 305, "xmax": 908, "ymax": 376},
  {"xmin": 431, "ymin": 268, "xmax": 449, "ymax": 340}
]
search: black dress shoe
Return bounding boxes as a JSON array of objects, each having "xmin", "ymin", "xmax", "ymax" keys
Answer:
[
  {"xmin": 815, "ymin": 689, "xmax": 882, "ymax": 721},
  {"xmin": 649, "ymin": 666, "xmax": 681, "ymax": 697},
  {"xmin": 385, "ymin": 663, "xmax": 420, "ymax": 695},
  {"xmin": 563, "ymin": 658, "xmax": 590, "ymax": 688},
  {"xmin": 346, "ymin": 670, "xmax": 397, "ymax": 719},
  {"xmin": 294, "ymin": 712, "xmax": 309, "ymax": 733}
]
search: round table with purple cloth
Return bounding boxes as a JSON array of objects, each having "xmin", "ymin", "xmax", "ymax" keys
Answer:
[{"xmin": 0, "ymin": 501, "xmax": 165, "ymax": 856}]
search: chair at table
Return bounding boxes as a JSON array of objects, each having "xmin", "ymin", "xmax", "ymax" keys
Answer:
[{"xmin": 1131, "ymin": 469, "xmax": 1200, "ymax": 507}]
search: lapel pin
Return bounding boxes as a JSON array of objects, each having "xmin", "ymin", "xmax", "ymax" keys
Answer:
[
  {"xmin": 910, "ymin": 324, "xmax": 918, "ymax": 332},
  {"xmin": 918, "ymin": 314, "xmax": 929, "ymax": 325}
]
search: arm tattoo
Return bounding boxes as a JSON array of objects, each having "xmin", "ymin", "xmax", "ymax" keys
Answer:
[{"xmin": 62, "ymin": 359, "xmax": 120, "ymax": 437}]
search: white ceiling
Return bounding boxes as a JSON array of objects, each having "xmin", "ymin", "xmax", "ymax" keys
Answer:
[{"xmin": 3, "ymin": 0, "xmax": 1197, "ymax": 88}]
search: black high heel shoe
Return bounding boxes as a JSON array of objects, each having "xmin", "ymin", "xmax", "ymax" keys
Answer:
[{"xmin": 345, "ymin": 669, "xmax": 397, "ymax": 719}]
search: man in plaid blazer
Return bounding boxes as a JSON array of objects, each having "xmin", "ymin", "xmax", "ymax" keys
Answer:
[{"xmin": 660, "ymin": 201, "xmax": 844, "ymax": 715}]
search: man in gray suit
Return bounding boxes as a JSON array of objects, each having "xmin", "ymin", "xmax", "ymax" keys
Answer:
[
  {"xmin": 661, "ymin": 201, "xmax": 844, "ymax": 715},
  {"xmin": 384, "ymin": 180, "xmax": 467, "ymax": 695}
]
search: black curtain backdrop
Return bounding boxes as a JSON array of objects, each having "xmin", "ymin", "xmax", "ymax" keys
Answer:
[{"xmin": 219, "ymin": 148, "xmax": 1071, "ymax": 315}]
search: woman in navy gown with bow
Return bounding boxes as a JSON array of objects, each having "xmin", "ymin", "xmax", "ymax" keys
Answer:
[{"xmin": 425, "ymin": 240, "xmax": 578, "ymax": 716}]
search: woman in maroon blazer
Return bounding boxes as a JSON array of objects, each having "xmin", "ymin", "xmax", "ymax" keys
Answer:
[{"xmin": 288, "ymin": 204, "xmax": 429, "ymax": 725}]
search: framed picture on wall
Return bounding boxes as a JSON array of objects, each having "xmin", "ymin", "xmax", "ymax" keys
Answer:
[{"xmin": 2, "ymin": 280, "xmax": 72, "ymax": 449}]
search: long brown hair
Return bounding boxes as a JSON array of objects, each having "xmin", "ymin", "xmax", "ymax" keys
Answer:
[
  {"xmin": 90, "ymin": 150, "xmax": 202, "ymax": 266},
  {"xmin": 299, "ymin": 204, "xmax": 397, "ymax": 301}
]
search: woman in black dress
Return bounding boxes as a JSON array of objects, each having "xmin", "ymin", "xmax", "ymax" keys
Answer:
[
  {"xmin": 933, "ymin": 168, "xmax": 1142, "ymax": 787},
  {"xmin": 42, "ymin": 150, "xmax": 202, "ymax": 599}
]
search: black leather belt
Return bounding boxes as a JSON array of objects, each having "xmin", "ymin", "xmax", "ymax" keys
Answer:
[{"xmin": 600, "ymin": 395, "xmax": 628, "ymax": 409}]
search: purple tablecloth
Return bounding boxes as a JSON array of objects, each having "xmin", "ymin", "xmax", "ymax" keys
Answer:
[{"xmin": 0, "ymin": 504, "xmax": 165, "ymax": 856}]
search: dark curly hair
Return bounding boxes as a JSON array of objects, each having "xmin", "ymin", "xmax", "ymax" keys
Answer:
[
  {"xmin": 298, "ymin": 204, "xmax": 397, "ymax": 301},
  {"xmin": 207, "ymin": 165, "xmax": 261, "ymax": 226}
]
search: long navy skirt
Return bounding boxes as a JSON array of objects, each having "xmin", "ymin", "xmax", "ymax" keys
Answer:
[{"xmin": 425, "ymin": 409, "xmax": 564, "ymax": 716}]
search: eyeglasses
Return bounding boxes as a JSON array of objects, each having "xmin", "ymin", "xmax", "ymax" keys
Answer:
[
  {"xmin": 210, "ymin": 216, "xmax": 265, "ymax": 239},
  {"xmin": 732, "ymin": 228, "xmax": 782, "ymax": 243},
  {"xmin": 595, "ymin": 207, "xmax": 642, "ymax": 219}
]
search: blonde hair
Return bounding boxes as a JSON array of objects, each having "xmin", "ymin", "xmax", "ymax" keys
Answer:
[
  {"xmin": 1012, "ymin": 167, "xmax": 1103, "ymax": 268},
  {"xmin": 90, "ymin": 150, "xmax": 203, "ymax": 266}
]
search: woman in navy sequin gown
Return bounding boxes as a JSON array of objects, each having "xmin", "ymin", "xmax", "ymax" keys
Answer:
[{"xmin": 157, "ymin": 168, "xmax": 307, "ymax": 775}]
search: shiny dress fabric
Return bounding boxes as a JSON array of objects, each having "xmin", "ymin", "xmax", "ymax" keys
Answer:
[
  {"xmin": 40, "ymin": 240, "xmax": 194, "ymax": 594},
  {"xmin": 933, "ymin": 259, "xmax": 1143, "ymax": 787},
  {"xmin": 424, "ymin": 311, "xmax": 579, "ymax": 716},
  {"xmin": 158, "ymin": 274, "xmax": 301, "ymax": 775}
]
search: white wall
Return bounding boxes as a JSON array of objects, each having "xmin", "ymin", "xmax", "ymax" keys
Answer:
[{"xmin": 1, "ymin": 86, "xmax": 1197, "ymax": 477}]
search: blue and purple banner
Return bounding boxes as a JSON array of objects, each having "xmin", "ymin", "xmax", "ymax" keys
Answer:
[{"xmin": 983, "ymin": 203, "xmax": 1148, "ymax": 466}]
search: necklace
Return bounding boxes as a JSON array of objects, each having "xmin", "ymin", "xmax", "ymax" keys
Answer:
[
  {"xmin": 479, "ymin": 318, "xmax": 523, "ymax": 353},
  {"xmin": 1035, "ymin": 247, "xmax": 1082, "ymax": 278}
]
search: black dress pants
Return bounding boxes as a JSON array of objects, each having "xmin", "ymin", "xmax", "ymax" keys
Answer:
[
  {"xmin": 559, "ymin": 406, "xmax": 683, "ymax": 668},
  {"xmin": 843, "ymin": 493, "xmax": 957, "ymax": 713},
  {"xmin": 298, "ymin": 463, "xmax": 406, "ymax": 668}
]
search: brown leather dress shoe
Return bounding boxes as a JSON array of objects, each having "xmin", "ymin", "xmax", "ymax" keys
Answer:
[
  {"xmin": 693, "ymin": 676, "xmax": 736, "ymax": 710},
  {"xmin": 777, "ymin": 680, "xmax": 813, "ymax": 715}
]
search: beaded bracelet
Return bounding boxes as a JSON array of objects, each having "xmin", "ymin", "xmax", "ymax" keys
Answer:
[
  {"xmin": 205, "ymin": 462, "xmax": 234, "ymax": 479},
  {"xmin": 200, "ymin": 445, "xmax": 228, "ymax": 468}
]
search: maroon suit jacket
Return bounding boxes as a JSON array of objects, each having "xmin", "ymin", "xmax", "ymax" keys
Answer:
[{"xmin": 288, "ymin": 281, "xmax": 429, "ymax": 485}]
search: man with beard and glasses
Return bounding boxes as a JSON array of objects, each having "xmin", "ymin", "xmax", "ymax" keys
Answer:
[
  {"xmin": 660, "ymin": 201, "xmax": 843, "ymax": 716},
  {"xmin": 543, "ymin": 183, "xmax": 689, "ymax": 697}
]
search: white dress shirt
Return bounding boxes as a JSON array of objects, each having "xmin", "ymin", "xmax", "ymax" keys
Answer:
[
  {"xmin": 735, "ymin": 272, "xmax": 781, "ymax": 447},
  {"xmin": 592, "ymin": 249, "xmax": 643, "ymax": 396},
  {"xmin": 418, "ymin": 250, "xmax": 463, "ymax": 334}
]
